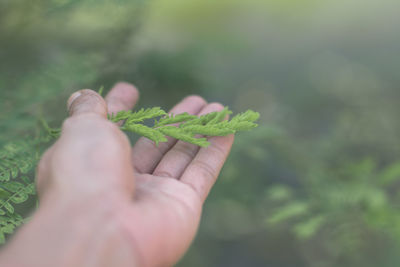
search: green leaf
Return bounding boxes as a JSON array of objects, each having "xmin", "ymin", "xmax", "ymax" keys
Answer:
[
  {"xmin": 0, "ymin": 200, "xmax": 14, "ymax": 214},
  {"xmin": 20, "ymin": 176, "xmax": 31, "ymax": 184},
  {"xmin": 181, "ymin": 124, "xmax": 235, "ymax": 136},
  {"xmin": 40, "ymin": 119, "xmax": 61, "ymax": 138},
  {"xmin": 45, "ymin": 105, "xmax": 259, "ymax": 148},
  {"xmin": 109, "ymin": 110, "xmax": 133, "ymax": 123},
  {"xmin": 1, "ymin": 159, "xmax": 19, "ymax": 179},
  {"xmin": 182, "ymin": 111, "xmax": 220, "ymax": 127},
  {"xmin": 25, "ymin": 183, "xmax": 36, "ymax": 195},
  {"xmin": 159, "ymin": 126, "xmax": 210, "ymax": 147},
  {"xmin": 293, "ymin": 215, "xmax": 327, "ymax": 240},
  {"xmin": 0, "ymin": 231, "xmax": 5, "ymax": 244},
  {"xmin": 266, "ymin": 185, "xmax": 292, "ymax": 202},
  {"xmin": 126, "ymin": 108, "xmax": 167, "ymax": 124},
  {"xmin": 207, "ymin": 107, "xmax": 232, "ymax": 124},
  {"xmin": 227, "ymin": 120, "xmax": 258, "ymax": 131},
  {"xmin": 268, "ymin": 202, "xmax": 309, "ymax": 225},
  {"xmin": 231, "ymin": 110, "xmax": 260, "ymax": 123},
  {"xmin": 1, "ymin": 223, "xmax": 15, "ymax": 234},
  {"xmin": 122, "ymin": 124, "xmax": 168, "ymax": 145},
  {"xmin": 227, "ymin": 110, "xmax": 260, "ymax": 131},
  {"xmin": 97, "ymin": 86, "xmax": 104, "ymax": 97},
  {"xmin": 10, "ymin": 193, "xmax": 29, "ymax": 204},
  {"xmin": 19, "ymin": 159, "xmax": 33, "ymax": 174},
  {"xmin": 379, "ymin": 162, "xmax": 400, "ymax": 185},
  {"xmin": 0, "ymin": 188, "xmax": 11, "ymax": 199},
  {"xmin": 1, "ymin": 182, "xmax": 25, "ymax": 193},
  {"xmin": 154, "ymin": 112, "xmax": 197, "ymax": 127},
  {"xmin": 0, "ymin": 168, "xmax": 10, "ymax": 182}
]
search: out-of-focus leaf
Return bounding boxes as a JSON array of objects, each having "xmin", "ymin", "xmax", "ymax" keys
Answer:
[
  {"xmin": 267, "ymin": 202, "xmax": 309, "ymax": 225},
  {"xmin": 293, "ymin": 215, "xmax": 326, "ymax": 240},
  {"xmin": 379, "ymin": 162, "xmax": 400, "ymax": 186}
]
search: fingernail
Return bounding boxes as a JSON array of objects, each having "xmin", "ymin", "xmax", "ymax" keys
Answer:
[{"xmin": 67, "ymin": 91, "xmax": 82, "ymax": 111}]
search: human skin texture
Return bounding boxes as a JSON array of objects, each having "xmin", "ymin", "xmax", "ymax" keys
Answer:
[{"xmin": 0, "ymin": 82, "xmax": 234, "ymax": 267}]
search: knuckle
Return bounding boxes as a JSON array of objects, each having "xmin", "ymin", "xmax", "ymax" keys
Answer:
[
  {"xmin": 68, "ymin": 89, "xmax": 106, "ymax": 116},
  {"xmin": 174, "ymin": 142, "xmax": 197, "ymax": 159},
  {"xmin": 208, "ymin": 141, "xmax": 227, "ymax": 158},
  {"xmin": 193, "ymin": 159, "xmax": 216, "ymax": 180}
]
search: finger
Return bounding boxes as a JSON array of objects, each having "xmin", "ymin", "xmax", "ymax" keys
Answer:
[
  {"xmin": 152, "ymin": 103, "xmax": 225, "ymax": 179},
  {"xmin": 67, "ymin": 89, "xmax": 108, "ymax": 118},
  {"xmin": 105, "ymin": 82, "xmax": 139, "ymax": 116},
  {"xmin": 180, "ymin": 133, "xmax": 234, "ymax": 203},
  {"xmin": 131, "ymin": 95, "xmax": 207, "ymax": 174}
]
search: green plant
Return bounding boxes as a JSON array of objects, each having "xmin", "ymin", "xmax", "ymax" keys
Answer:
[
  {"xmin": 46, "ymin": 107, "xmax": 260, "ymax": 147},
  {"xmin": 0, "ymin": 138, "xmax": 49, "ymax": 243},
  {"xmin": 263, "ymin": 156, "xmax": 400, "ymax": 266}
]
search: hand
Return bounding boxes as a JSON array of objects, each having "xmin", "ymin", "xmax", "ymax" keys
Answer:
[{"xmin": 0, "ymin": 82, "xmax": 234, "ymax": 267}]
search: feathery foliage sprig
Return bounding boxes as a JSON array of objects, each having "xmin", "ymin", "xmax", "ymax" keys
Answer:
[
  {"xmin": 110, "ymin": 106, "xmax": 259, "ymax": 147},
  {"xmin": 46, "ymin": 106, "xmax": 260, "ymax": 147}
]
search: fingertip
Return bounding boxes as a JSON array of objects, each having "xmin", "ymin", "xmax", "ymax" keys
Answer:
[
  {"xmin": 67, "ymin": 91, "xmax": 82, "ymax": 110},
  {"xmin": 105, "ymin": 82, "xmax": 139, "ymax": 115},
  {"xmin": 182, "ymin": 95, "xmax": 207, "ymax": 106},
  {"xmin": 196, "ymin": 102, "xmax": 225, "ymax": 117},
  {"xmin": 113, "ymin": 82, "xmax": 139, "ymax": 99},
  {"xmin": 207, "ymin": 102, "xmax": 225, "ymax": 111},
  {"xmin": 67, "ymin": 89, "xmax": 108, "ymax": 118}
]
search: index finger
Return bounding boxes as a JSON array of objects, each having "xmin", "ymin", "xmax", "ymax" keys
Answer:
[{"xmin": 105, "ymin": 82, "xmax": 139, "ymax": 116}]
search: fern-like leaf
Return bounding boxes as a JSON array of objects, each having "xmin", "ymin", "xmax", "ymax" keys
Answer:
[
  {"xmin": 181, "ymin": 108, "xmax": 231, "ymax": 127},
  {"xmin": 0, "ymin": 213, "xmax": 24, "ymax": 243},
  {"xmin": 110, "ymin": 108, "xmax": 167, "ymax": 124},
  {"xmin": 46, "ymin": 106, "xmax": 259, "ymax": 147},
  {"xmin": 122, "ymin": 124, "xmax": 168, "ymax": 145},
  {"xmin": 181, "ymin": 123, "xmax": 235, "ymax": 136},
  {"xmin": 0, "ymin": 141, "xmax": 42, "ymax": 182},
  {"xmin": 158, "ymin": 126, "xmax": 210, "ymax": 147},
  {"xmin": 227, "ymin": 110, "xmax": 260, "ymax": 131},
  {"xmin": 41, "ymin": 119, "xmax": 61, "ymax": 138},
  {"xmin": 154, "ymin": 112, "xmax": 197, "ymax": 127},
  {"xmin": 0, "ymin": 139, "xmax": 42, "ymax": 243}
]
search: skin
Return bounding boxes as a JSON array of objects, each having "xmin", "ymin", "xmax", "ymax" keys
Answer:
[{"xmin": 0, "ymin": 82, "xmax": 234, "ymax": 267}]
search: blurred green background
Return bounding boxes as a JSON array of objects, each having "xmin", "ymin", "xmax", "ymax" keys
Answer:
[{"xmin": 2, "ymin": 0, "xmax": 400, "ymax": 266}]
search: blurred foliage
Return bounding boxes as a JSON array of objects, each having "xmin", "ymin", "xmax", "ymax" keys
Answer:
[
  {"xmin": 0, "ymin": 139, "xmax": 43, "ymax": 243},
  {"xmin": 2, "ymin": 0, "xmax": 400, "ymax": 266}
]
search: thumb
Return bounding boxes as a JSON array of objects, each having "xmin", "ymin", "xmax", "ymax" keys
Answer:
[
  {"xmin": 61, "ymin": 88, "xmax": 129, "ymax": 157},
  {"xmin": 62, "ymin": 88, "xmax": 121, "ymax": 142},
  {"xmin": 67, "ymin": 89, "xmax": 108, "ymax": 118},
  {"xmin": 37, "ymin": 89, "xmax": 134, "ymax": 196},
  {"xmin": 61, "ymin": 88, "xmax": 130, "ymax": 172}
]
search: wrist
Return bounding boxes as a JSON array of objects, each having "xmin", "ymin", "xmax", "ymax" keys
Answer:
[{"xmin": 0, "ymin": 192, "xmax": 138, "ymax": 267}]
